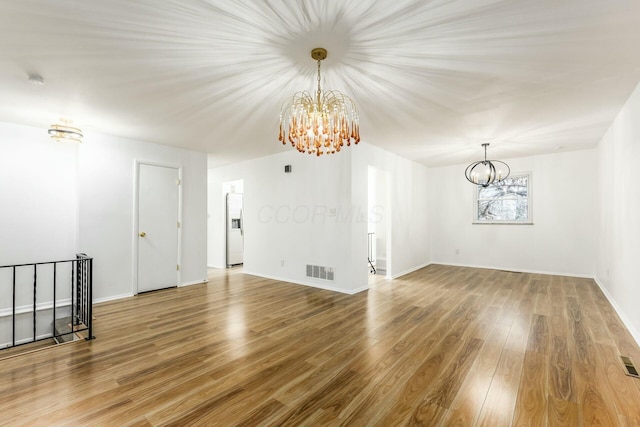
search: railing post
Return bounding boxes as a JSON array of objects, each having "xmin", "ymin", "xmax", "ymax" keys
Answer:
[
  {"xmin": 87, "ymin": 257, "xmax": 93, "ymax": 340},
  {"xmin": 53, "ymin": 263, "xmax": 57, "ymax": 340},
  {"xmin": 33, "ymin": 264, "xmax": 37, "ymax": 342},
  {"xmin": 76, "ymin": 257, "xmax": 81, "ymax": 323},
  {"xmin": 12, "ymin": 266, "xmax": 16, "ymax": 347},
  {"xmin": 71, "ymin": 259, "xmax": 75, "ymax": 339}
]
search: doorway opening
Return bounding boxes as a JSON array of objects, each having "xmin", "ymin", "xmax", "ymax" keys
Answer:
[
  {"xmin": 223, "ymin": 179, "xmax": 244, "ymax": 268},
  {"xmin": 367, "ymin": 166, "xmax": 391, "ymax": 277}
]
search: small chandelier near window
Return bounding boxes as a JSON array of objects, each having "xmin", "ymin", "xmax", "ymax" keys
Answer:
[
  {"xmin": 464, "ymin": 143, "xmax": 510, "ymax": 187},
  {"xmin": 48, "ymin": 120, "xmax": 83, "ymax": 143},
  {"xmin": 278, "ymin": 48, "xmax": 360, "ymax": 156}
]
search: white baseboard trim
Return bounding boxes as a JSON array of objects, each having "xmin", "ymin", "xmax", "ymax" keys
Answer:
[
  {"xmin": 350, "ymin": 285, "xmax": 370, "ymax": 295},
  {"xmin": 593, "ymin": 276, "xmax": 640, "ymax": 348},
  {"xmin": 91, "ymin": 283, "xmax": 203, "ymax": 306},
  {"xmin": 431, "ymin": 261, "xmax": 594, "ymax": 279},
  {"xmin": 91, "ymin": 281, "xmax": 205, "ymax": 306},
  {"xmin": 242, "ymin": 270, "xmax": 367, "ymax": 295},
  {"xmin": 1, "ymin": 333, "xmax": 54, "ymax": 350},
  {"xmin": 93, "ymin": 293, "xmax": 134, "ymax": 305},
  {"xmin": 390, "ymin": 262, "xmax": 432, "ymax": 279},
  {"xmin": 180, "ymin": 279, "xmax": 208, "ymax": 287},
  {"xmin": 0, "ymin": 299, "xmax": 72, "ymax": 318},
  {"xmin": 1, "ymin": 291, "xmax": 164, "ymax": 316}
]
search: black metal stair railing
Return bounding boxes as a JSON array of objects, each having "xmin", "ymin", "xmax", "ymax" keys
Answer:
[{"xmin": 0, "ymin": 253, "xmax": 94, "ymax": 350}]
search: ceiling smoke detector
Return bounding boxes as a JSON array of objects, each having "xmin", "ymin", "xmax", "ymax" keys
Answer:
[{"xmin": 27, "ymin": 74, "xmax": 45, "ymax": 85}]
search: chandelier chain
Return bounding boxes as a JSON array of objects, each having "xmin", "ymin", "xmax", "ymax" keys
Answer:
[{"xmin": 317, "ymin": 59, "xmax": 324, "ymax": 108}]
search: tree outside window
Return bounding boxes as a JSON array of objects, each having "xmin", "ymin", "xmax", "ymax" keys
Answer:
[{"xmin": 474, "ymin": 173, "xmax": 531, "ymax": 223}]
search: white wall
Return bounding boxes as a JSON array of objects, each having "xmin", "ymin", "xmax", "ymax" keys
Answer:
[
  {"xmin": 208, "ymin": 143, "xmax": 431, "ymax": 293},
  {"xmin": 351, "ymin": 143, "xmax": 431, "ymax": 280},
  {"xmin": 78, "ymin": 132, "xmax": 208, "ymax": 301},
  {"xmin": 0, "ymin": 122, "xmax": 78, "ymax": 345},
  {"xmin": 0, "ymin": 121, "xmax": 207, "ymax": 345},
  {"xmin": 209, "ymin": 149, "xmax": 358, "ymax": 292},
  {"xmin": 596, "ymin": 81, "xmax": 640, "ymax": 344},
  {"xmin": 430, "ymin": 149, "xmax": 597, "ymax": 277},
  {"xmin": 0, "ymin": 121, "xmax": 78, "ymax": 267}
]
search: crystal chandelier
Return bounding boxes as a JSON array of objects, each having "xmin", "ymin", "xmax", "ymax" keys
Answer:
[
  {"xmin": 278, "ymin": 48, "xmax": 360, "ymax": 156},
  {"xmin": 464, "ymin": 143, "xmax": 510, "ymax": 187},
  {"xmin": 48, "ymin": 120, "xmax": 83, "ymax": 143}
]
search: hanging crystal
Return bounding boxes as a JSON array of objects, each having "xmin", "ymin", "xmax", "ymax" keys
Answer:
[{"xmin": 278, "ymin": 48, "xmax": 360, "ymax": 156}]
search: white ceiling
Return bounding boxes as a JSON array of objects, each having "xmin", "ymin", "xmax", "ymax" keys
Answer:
[{"xmin": 1, "ymin": 0, "xmax": 640, "ymax": 167}]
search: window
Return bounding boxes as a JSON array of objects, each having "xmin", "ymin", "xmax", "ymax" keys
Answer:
[{"xmin": 474, "ymin": 173, "xmax": 532, "ymax": 224}]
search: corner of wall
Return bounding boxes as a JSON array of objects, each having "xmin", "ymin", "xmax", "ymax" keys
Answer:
[{"xmin": 593, "ymin": 275, "xmax": 640, "ymax": 349}]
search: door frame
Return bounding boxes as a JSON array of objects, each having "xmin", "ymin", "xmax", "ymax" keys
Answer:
[
  {"xmin": 367, "ymin": 165, "xmax": 393, "ymax": 279},
  {"xmin": 225, "ymin": 192, "xmax": 244, "ymax": 267},
  {"xmin": 132, "ymin": 160, "xmax": 183, "ymax": 295}
]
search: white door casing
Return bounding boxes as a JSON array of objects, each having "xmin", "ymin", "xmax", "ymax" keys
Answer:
[{"xmin": 135, "ymin": 162, "xmax": 181, "ymax": 293}]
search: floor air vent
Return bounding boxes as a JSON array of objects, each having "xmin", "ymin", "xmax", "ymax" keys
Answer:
[
  {"xmin": 621, "ymin": 356, "xmax": 639, "ymax": 378},
  {"xmin": 306, "ymin": 264, "xmax": 335, "ymax": 281}
]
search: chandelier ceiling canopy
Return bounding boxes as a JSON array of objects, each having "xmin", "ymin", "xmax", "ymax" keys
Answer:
[
  {"xmin": 278, "ymin": 48, "xmax": 360, "ymax": 156},
  {"xmin": 464, "ymin": 143, "xmax": 510, "ymax": 187}
]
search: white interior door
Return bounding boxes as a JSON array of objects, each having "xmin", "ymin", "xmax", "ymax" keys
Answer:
[{"xmin": 138, "ymin": 163, "xmax": 179, "ymax": 293}]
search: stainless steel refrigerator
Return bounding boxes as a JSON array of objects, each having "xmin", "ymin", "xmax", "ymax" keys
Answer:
[{"xmin": 226, "ymin": 193, "xmax": 244, "ymax": 266}]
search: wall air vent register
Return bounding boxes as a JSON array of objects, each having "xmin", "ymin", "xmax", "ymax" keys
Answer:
[{"xmin": 306, "ymin": 265, "xmax": 334, "ymax": 281}]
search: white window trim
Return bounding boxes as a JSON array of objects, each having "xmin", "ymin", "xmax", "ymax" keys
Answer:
[{"xmin": 472, "ymin": 172, "xmax": 533, "ymax": 225}]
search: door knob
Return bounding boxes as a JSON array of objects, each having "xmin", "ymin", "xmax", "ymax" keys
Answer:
[{"xmin": 139, "ymin": 232, "xmax": 146, "ymax": 237}]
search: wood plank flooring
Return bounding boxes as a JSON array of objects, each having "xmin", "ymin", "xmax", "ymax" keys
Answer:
[{"xmin": 1, "ymin": 264, "xmax": 640, "ymax": 426}]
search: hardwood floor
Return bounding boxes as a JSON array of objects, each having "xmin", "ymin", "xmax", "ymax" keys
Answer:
[{"xmin": 1, "ymin": 264, "xmax": 640, "ymax": 426}]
